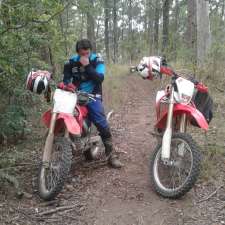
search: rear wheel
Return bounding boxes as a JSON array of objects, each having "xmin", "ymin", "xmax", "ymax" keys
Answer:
[
  {"xmin": 150, "ymin": 133, "xmax": 201, "ymax": 199},
  {"xmin": 38, "ymin": 137, "xmax": 72, "ymax": 201}
]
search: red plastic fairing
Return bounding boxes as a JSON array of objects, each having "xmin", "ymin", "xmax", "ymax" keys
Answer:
[
  {"xmin": 160, "ymin": 66, "xmax": 173, "ymax": 76},
  {"xmin": 42, "ymin": 110, "xmax": 81, "ymax": 135},
  {"xmin": 155, "ymin": 104, "xmax": 209, "ymax": 131}
]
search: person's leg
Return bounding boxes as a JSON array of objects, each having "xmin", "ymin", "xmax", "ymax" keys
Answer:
[{"xmin": 87, "ymin": 98, "xmax": 123, "ymax": 168}]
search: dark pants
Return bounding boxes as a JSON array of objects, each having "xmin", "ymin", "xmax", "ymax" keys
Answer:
[{"xmin": 87, "ymin": 98, "xmax": 111, "ymax": 139}]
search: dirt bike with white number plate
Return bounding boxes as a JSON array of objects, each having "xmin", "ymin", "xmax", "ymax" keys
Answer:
[
  {"xmin": 134, "ymin": 59, "xmax": 212, "ymax": 198},
  {"xmin": 38, "ymin": 83, "xmax": 112, "ymax": 201}
]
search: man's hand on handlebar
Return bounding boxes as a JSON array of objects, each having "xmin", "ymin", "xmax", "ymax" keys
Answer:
[{"xmin": 57, "ymin": 82, "xmax": 76, "ymax": 92}]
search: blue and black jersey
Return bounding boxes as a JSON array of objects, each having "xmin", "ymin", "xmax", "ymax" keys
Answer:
[{"xmin": 63, "ymin": 53, "xmax": 105, "ymax": 95}]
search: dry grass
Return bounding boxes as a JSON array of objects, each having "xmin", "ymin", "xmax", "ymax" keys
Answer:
[
  {"xmin": 103, "ymin": 64, "xmax": 130, "ymax": 111},
  {"xmin": 176, "ymin": 61, "xmax": 225, "ymax": 182}
]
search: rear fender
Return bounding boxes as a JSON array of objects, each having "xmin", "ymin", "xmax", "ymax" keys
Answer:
[
  {"xmin": 42, "ymin": 110, "xmax": 81, "ymax": 135},
  {"xmin": 155, "ymin": 104, "xmax": 208, "ymax": 131}
]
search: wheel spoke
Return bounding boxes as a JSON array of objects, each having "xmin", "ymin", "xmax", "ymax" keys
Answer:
[
  {"xmin": 42, "ymin": 141, "xmax": 64, "ymax": 191},
  {"xmin": 154, "ymin": 137, "xmax": 194, "ymax": 191}
]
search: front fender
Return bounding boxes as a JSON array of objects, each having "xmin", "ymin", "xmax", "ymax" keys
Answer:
[
  {"xmin": 155, "ymin": 104, "xmax": 209, "ymax": 131},
  {"xmin": 42, "ymin": 110, "xmax": 81, "ymax": 135}
]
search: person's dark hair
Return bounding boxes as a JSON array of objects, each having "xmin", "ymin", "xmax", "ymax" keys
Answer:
[{"xmin": 76, "ymin": 39, "xmax": 92, "ymax": 52}]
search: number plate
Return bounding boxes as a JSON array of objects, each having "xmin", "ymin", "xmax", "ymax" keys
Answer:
[{"xmin": 53, "ymin": 89, "xmax": 77, "ymax": 114}]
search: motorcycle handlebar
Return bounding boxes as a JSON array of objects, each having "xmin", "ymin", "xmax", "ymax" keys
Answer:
[
  {"xmin": 134, "ymin": 64, "xmax": 208, "ymax": 93},
  {"xmin": 159, "ymin": 66, "xmax": 208, "ymax": 93},
  {"xmin": 56, "ymin": 82, "xmax": 100, "ymax": 100},
  {"xmin": 77, "ymin": 91, "xmax": 99, "ymax": 100}
]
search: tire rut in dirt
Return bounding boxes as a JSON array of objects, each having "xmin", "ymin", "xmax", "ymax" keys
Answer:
[
  {"xmin": 150, "ymin": 132, "xmax": 202, "ymax": 199},
  {"xmin": 38, "ymin": 137, "xmax": 73, "ymax": 201}
]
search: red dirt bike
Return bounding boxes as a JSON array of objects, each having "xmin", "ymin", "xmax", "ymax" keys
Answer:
[
  {"xmin": 134, "ymin": 64, "xmax": 212, "ymax": 198},
  {"xmin": 38, "ymin": 84, "xmax": 111, "ymax": 200}
]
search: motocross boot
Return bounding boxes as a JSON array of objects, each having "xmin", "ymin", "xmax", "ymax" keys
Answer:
[
  {"xmin": 99, "ymin": 127, "xmax": 123, "ymax": 168},
  {"xmin": 102, "ymin": 137, "xmax": 123, "ymax": 169}
]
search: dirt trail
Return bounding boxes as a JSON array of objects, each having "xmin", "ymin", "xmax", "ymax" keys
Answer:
[
  {"xmin": 1, "ymin": 75, "xmax": 224, "ymax": 225},
  {"xmin": 81, "ymin": 76, "xmax": 179, "ymax": 225},
  {"xmin": 74, "ymin": 76, "xmax": 191, "ymax": 225},
  {"xmin": 77, "ymin": 76, "xmax": 224, "ymax": 225}
]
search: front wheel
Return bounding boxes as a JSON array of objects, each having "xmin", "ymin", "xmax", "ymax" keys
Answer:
[
  {"xmin": 38, "ymin": 137, "xmax": 72, "ymax": 201},
  {"xmin": 150, "ymin": 133, "xmax": 201, "ymax": 199}
]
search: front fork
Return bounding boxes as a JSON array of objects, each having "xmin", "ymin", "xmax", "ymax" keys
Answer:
[
  {"xmin": 42, "ymin": 112, "xmax": 57, "ymax": 162},
  {"xmin": 161, "ymin": 87, "xmax": 187, "ymax": 160},
  {"xmin": 161, "ymin": 88, "xmax": 174, "ymax": 160}
]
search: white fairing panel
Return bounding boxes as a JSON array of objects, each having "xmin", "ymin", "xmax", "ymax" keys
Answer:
[
  {"xmin": 53, "ymin": 89, "xmax": 77, "ymax": 114},
  {"xmin": 156, "ymin": 90, "xmax": 166, "ymax": 104},
  {"xmin": 174, "ymin": 77, "xmax": 195, "ymax": 104}
]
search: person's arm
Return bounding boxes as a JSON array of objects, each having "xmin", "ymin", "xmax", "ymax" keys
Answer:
[{"xmin": 84, "ymin": 62, "xmax": 105, "ymax": 83}]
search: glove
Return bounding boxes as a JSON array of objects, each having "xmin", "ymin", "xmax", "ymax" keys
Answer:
[
  {"xmin": 66, "ymin": 83, "xmax": 76, "ymax": 92},
  {"xmin": 57, "ymin": 82, "xmax": 65, "ymax": 90},
  {"xmin": 57, "ymin": 82, "xmax": 76, "ymax": 92}
]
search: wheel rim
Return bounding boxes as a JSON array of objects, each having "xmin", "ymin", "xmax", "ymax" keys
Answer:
[
  {"xmin": 40, "ymin": 143, "xmax": 64, "ymax": 194},
  {"xmin": 153, "ymin": 138, "xmax": 193, "ymax": 193}
]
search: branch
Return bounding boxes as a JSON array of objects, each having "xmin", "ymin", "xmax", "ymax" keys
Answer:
[
  {"xmin": 0, "ymin": 22, "xmax": 29, "ymax": 35},
  {"xmin": 0, "ymin": 3, "xmax": 70, "ymax": 35},
  {"xmin": 38, "ymin": 204, "xmax": 79, "ymax": 216},
  {"xmin": 215, "ymin": 86, "xmax": 224, "ymax": 93},
  {"xmin": 198, "ymin": 185, "xmax": 223, "ymax": 203},
  {"xmin": 31, "ymin": 3, "xmax": 70, "ymax": 24}
]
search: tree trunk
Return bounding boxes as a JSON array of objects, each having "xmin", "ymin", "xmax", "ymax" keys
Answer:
[
  {"xmin": 162, "ymin": 0, "xmax": 171, "ymax": 52},
  {"xmin": 48, "ymin": 46, "xmax": 56, "ymax": 76},
  {"xmin": 196, "ymin": 0, "xmax": 211, "ymax": 64},
  {"xmin": 153, "ymin": 0, "xmax": 160, "ymax": 54},
  {"xmin": 221, "ymin": 1, "xmax": 225, "ymax": 20},
  {"xmin": 59, "ymin": 14, "xmax": 68, "ymax": 56},
  {"xmin": 87, "ymin": 0, "xmax": 96, "ymax": 52},
  {"xmin": 187, "ymin": 0, "xmax": 197, "ymax": 63},
  {"xmin": 173, "ymin": 0, "xmax": 180, "ymax": 59},
  {"xmin": 144, "ymin": 0, "xmax": 148, "ymax": 33},
  {"xmin": 79, "ymin": 13, "xmax": 85, "ymax": 39},
  {"xmin": 147, "ymin": 1, "xmax": 154, "ymax": 54},
  {"xmin": 128, "ymin": 0, "xmax": 134, "ymax": 62},
  {"xmin": 104, "ymin": 0, "xmax": 110, "ymax": 62},
  {"xmin": 113, "ymin": 0, "xmax": 118, "ymax": 63}
]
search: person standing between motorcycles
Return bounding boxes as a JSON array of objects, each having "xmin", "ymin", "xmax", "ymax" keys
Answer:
[{"xmin": 62, "ymin": 39, "xmax": 123, "ymax": 168}]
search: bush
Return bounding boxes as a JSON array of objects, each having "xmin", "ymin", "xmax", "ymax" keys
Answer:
[{"xmin": 0, "ymin": 105, "xmax": 27, "ymax": 144}]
